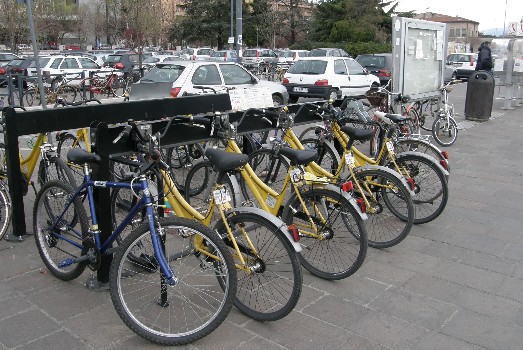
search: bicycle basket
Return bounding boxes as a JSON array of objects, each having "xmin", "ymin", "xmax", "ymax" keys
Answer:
[{"xmin": 364, "ymin": 88, "xmax": 387, "ymax": 107}]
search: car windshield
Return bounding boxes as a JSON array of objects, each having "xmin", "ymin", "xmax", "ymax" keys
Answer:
[
  {"xmin": 106, "ymin": 55, "xmax": 122, "ymax": 63},
  {"xmin": 197, "ymin": 49, "xmax": 213, "ymax": 55},
  {"xmin": 287, "ymin": 60, "xmax": 327, "ymax": 74},
  {"xmin": 143, "ymin": 57, "xmax": 160, "ymax": 63},
  {"xmin": 140, "ymin": 64, "xmax": 185, "ymax": 82},
  {"xmin": 309, "ymin": 49, "xmax": 327, "ymax": 57},
  {"xmin": 356, "ymin": 55, "xmax": 386, "ymax": 68},
  {"xmin": 242, "ymin": 50, "xmax": 257, "ymax": 57}
]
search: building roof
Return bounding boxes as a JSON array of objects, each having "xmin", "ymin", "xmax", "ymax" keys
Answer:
[{"xmin": 415, "ymin": 12, "xmax": 479, "ymax": 25}]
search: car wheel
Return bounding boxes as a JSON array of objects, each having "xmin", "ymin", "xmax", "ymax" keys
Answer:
[{"xmin": 272, "ymin": 94, "xmax": 284, "ymax": 107}]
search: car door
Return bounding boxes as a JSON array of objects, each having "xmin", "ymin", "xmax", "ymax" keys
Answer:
[
  {"xmin": 188, "ymin": 64, "xmax": 226, "ymax": 94},
  {"xmin": 344, "ymin": 58, "xmax": 370, "ymax": 96},
  {"xmin": 331, "ymin": 59, "xmax": 350, "ymax": 96},
  {"xmin": 59, "ymin": 57, "xmax": 82, "ymax": 76}
]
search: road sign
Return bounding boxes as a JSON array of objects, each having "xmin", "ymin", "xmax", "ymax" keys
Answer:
[
  {"xmin": 228, "ymin": 37, "xmax": 234, "ymax": 44},
  {"xmin": 237, "ymin": 35, "xmax": 243, "ymax": 45}
]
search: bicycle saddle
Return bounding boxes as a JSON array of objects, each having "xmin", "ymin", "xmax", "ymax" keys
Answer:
[
  {"xmin": 279, "ymin": 147, "xmax": 318, "ymax": 166},
  {"xmin": 340, "ymin": 126, "xmax": 374, "ymax": 142},
  {"xmin": 381, "ymin": 113, "xmax": 410, "ymax": 124},
  {"xmin": 205, "ymin": 148, "xmax": 249, "ymax": 171},
  {"xmin": 67, "ymin": 148, "xmax": 101, "ymax": 164}
]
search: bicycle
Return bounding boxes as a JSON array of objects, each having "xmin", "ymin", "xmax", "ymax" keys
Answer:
[
  {"xmin": 185, "ymin": 109, "xmax": 368, "ymax": 281},
  {"xmin": 23, "ymin": 81, "xmax": 78, "ymax": 107},
  {"xmin": 246, "ymin": 106, "xmax": 415, "ymax": 249},
  {"xmin": 108, "ymin": 117, "xmax": 303, "ymax": 322},
  {"xmin": 33, "ymin": 122, "xmax": 236, "ymax": 345},
  {"xmin": 293, "ymin": 102, "xmax": 449, "ymax": 225},
  {"xmin": 69, "ymin": 71, "xmax": 131, "ymax": 103},
  {"xmin": 430, "ymin": 82, "xmax": 458, "ymax": 147}
]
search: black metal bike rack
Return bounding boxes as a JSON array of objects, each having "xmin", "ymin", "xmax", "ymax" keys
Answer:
[{"xmin": 2, "ymin": 94, "xmax": 233, "ymax": 239}]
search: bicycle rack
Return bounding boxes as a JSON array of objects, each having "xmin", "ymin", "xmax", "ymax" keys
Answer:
[{"xmin": 2, "ymin": 94, "xmax": 233, "ymax": 241}]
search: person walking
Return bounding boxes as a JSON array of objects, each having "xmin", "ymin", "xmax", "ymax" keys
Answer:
[{"xmin": 475, "ymin": 41, "xmax": 493, "ymax": 72}]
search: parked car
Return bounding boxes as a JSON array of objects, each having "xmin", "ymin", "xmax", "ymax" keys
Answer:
[
  {"xmin": 0, "ymin": 52, "xmax": 19, "ymax": 61},
  {"xmin": 241, "ymin": 48, "xmax": 279, "ymax": 66},
  {"xmin": 142, "ymin": 55, "xmax": 180, "ymax": 68},
  {"xmin": 276, "ymin": 50, "xmax": 309, "ymax": 65},
  {"xmin": 26, "ymin": 55, "xmax": 115, "ymax": 88},
  {"xmin": 209, "ymin": 50, "xmax": 238, "ymax": 62},
  {"xmin": 129, "ymin": 61, "xmax": 289, "ymax": 106},
  {"xmin": 355, "ymin": 53, "xmax": 392, "ymax": 86},
  {"xmin": 309, "ymin": 48, "xmax": 350, "ymax": 58},
  {"xmin": 180, "ymin": 47, "xmax": 214, "ymax": 61},
  {"xmin": 282, "ymin": 57, "xmax": 380, "ymax": 103},
  {"xmin": 446, "ymin": 53, "xmax": 476, "ymax": 80},
  {"xmin": 104, "ymin": 53, "xmax": 145, "ymax": 81},
  {"xmin": 444, "ymin": 63, "xmax": 458, "ymax": 82}
]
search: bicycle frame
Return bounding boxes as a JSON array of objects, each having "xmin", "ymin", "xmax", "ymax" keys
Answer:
[{"xmin": 56, "ymin": 169, "xmax": 177, "ymax": 284}]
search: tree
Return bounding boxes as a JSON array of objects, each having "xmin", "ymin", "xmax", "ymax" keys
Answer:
[
  {"xmin": 0, "ymin": 0, "xmax": 28, "ymax": 51},
  {"xmin": 272, "ymin": 0, "xmax": 309, "ymax": 47},
  {"xmin": 171, "ymin": 0, "xmax": 231, "ymax": 49}
]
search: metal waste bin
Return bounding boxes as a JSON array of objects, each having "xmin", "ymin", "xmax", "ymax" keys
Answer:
[{"xmin": 464, "ymin": 71, "xmax": 495, "ymax": 121}]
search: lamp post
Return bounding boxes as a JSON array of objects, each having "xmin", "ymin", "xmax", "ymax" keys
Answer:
[{"xmin": 235, "ymin": 0, "xmax": 242, "ymax": 63}]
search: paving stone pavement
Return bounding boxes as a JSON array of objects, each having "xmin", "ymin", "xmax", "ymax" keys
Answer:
[{"xmin": 1, "ymin": 98, "xmax": 522, "ymax": 350}]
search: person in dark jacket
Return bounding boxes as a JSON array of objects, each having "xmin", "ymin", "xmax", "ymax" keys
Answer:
[{"xmin": 475, "ymin": 41, "xmax": 493, "ymax": 71}]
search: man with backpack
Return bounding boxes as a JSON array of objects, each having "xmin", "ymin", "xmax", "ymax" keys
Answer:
[{"xmin": 475, "ymin": 41, "xmax": 493, "ymax": 72}]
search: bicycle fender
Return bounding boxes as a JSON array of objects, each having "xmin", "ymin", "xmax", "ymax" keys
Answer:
[
  {"xmin": 323, "ymin": 183, "xmax": 368, "ymax": 220},
  {"xmin": 352, "ymin": 164, "xmax": 416, "ymax": 197},
  {"xmin": 395, "ymin": 151, "xmax": 450, "ymax": 177},
  {"xmin": 226, "ymin": 206, "xmax": 303, "ymax": 252}
]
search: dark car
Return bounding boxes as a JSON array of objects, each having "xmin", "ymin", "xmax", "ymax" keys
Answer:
[
  {"xmin": 104, "ymin": 53, "xmax": 144, "ymax": 81},
  {"xmin": 355, "ymin": 53, "xmax": 393, "ymax": 86},
  {"xmin": 8, "ymin": 57, "xmax": 35, "ymax": 88}
]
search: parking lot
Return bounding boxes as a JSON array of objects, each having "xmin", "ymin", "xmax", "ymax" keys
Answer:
[{"xmin": 0, "ymin": 80, "xmax": 522, "ymax": 349}]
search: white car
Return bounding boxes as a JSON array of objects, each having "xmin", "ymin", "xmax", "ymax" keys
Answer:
[
  {"xmin": 26, "ymin": 55, "xmax": 116, "ymax": 88},
  {"xmin": 276, "ymin": 50, "xmax": 309, "ymax": 65},
  {"xmin": 283, "ymin": 56, "xmax": 380, "ymax": 103},
  {"xmin": 142, "ymin": 55, "xmax": 180, "ymax": 67},
  {"xmin": 446, "ymin": 53, "xmax": 476, "ymax": 80},
  {"xmin": 129, "ymin": 61, "xmax": 289, "ymax": 106},
  {"xmin": 180, "ymin": 48, "xmax": 214, "ymax": 61}
]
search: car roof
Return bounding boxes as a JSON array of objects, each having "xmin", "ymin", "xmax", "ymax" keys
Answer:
[{"xmin": 295, "ymin": 56, "xmax": 349, "ymax": 61}]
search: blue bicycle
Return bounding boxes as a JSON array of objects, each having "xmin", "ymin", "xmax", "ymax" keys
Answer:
[{"xmin": 32, "ymin": 122, "xmax": 236, "ymax": 345}]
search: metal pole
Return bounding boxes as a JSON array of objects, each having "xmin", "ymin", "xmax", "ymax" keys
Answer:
[
  {"xmin": 235, "ymin": 0, "xmax": 242, "ymax": 63},
  {"xmin": 230, "ymin": 0, "xmax": 234, "ymax": 40},
  {"xmin": 25, "ymin": 0, "xmax": 47, "ymax": 109},
  {"xmin": 503, "ymin": 0, "xmax": 508, "ymax": 37}
]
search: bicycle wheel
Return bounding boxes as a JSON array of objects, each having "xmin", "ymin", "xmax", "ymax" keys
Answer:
[
  {"xmin": 166, "ymin": 143, "xmax": 205, "ymax": 192},
  {"xmin": 391, "ymin": 152, "xmax": 449, "ymax": 224},
  {"xmin": 432, "ymin": 115, "xmax": 458, "ymax": 147},
  {"xmin": 0, "ymin": 184, "xmax": 11, "ymax": 241},
  {"xmin": 57, "ymin": 133, "xmax": 85, "ymax": 185},
  {"xmin": 239, "ymin": 148, "xmax": 290, "ymax": 206},
  {"xmin": 111, "ymin": 76, "xmax": 131, "ymax": 98},
  {"xmin": 213, "ymin": 211, "xmax": 302, "ymax": 321},
  {"xmin": 55, "ymin": 84, "xmax": 78, "ymax": 104},
  {"xmin": 33, "ymin": 181, "xmax": 89, "ymax": 280},
  {"xmin": 184, "ymin": 161, "xmax": 238, "ymax": 219},
  {"xmin": 369, "ymin": 124, "xmax": 380, "ymax": 157},
  {"xmin": 394, "ymin": 138, "xmax": 450, "ymax": 174},
  {"xmin": 301, "ymin": 138, "xmax": 340, "ymax": 176},
  {"xmin": 418, "ymin": 99, "xmax": 439, "ymax": 132},
  {"xmin": 281, "ymin": 187, "xmax": 367, "ymax": 280},
  {"xmin": 37, "ymin": 155, "xmax": 78, "ymax": 189},
  {"xmin": 23, "ymin": 88, "xmax": 39, "ymax": 107},
  {"xmin": 348, "ymin": 167, "xmax": 414, "ymax": 248},
  {"xmin": 110, "ymin": 217, "xmax": 236, "ymax": 345}
]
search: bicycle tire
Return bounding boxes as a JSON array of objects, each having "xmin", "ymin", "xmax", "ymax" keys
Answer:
[
  {"xmin": 394, "ymin": 138, "xmax": 450, "ymax": 175},
  {"xmin": 298, "ymin": 125, "xmax": 322, "ymax": 140},
  {"xmin": 388, "ymin": 152, "xmax": 449, "ymax": 224},
  {"xmin": 37, "ymin": 155, "xmax": 78, "ymax": 189},
  {"xmin": 33, "ymin": 181, "xmax": 89, "ymax": 280},
  {"xmin": 418, "ymin": 99, "xmax": 439, "ymax": 132},
  {"xmin": 166, "ymin": 143, "xmax": 205, "ymax": 192},
  {"xmin": 24, "ymin": 89, "xmax": 39, "ymax": 107},
  {"xmin": 347, "ymin": 167, "xmax": 414, "ymax": 248},
  {"xmin": 57, "ymin": 133, "xmax": 85, "ymax": 185},
  {"xmin": 0, "ymin": 183, "xmax": 11, "ymax": 241},
  {"xmin": 281, "ymin": 187, "xmax": 367, "ymax": 280},
  {"xmin": 109, "ymin": 217, "xmax": 236, "ymax": 345},
  {"xmin": 432, "ymin": 115, "xmax": 458, "ymax": 147},
  {"xmin": 212, "ymin": 211, "xmax": 302, "ymax": 321},
  {"xmin": 183, "ymin": 160, "xmax": 238, "ymax": 216},
  {"xmin": 300, "ymin": 138, "xmax": 340, "ymax": 176},
  {"xmin": 369, "ymin": 124, "xmax": 380, "ymax": 157},
  {"xmin": 55, "ymin": 84, "xmax": 78, "ymax": 104}
]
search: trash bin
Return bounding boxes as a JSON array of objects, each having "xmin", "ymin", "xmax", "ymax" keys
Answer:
[{"xmin": 464, "ymin": 71, "xmax": 495, "ymax": 121}]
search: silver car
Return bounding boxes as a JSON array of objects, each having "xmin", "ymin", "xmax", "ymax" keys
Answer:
[{"xmin": 129, "ymin": 60, "xmax": 289, "ymax": 106}]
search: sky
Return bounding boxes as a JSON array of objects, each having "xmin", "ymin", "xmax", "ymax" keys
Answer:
[{"xmin": 393, "ymin": 0, "xmax": 523, "ymax": 30}]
